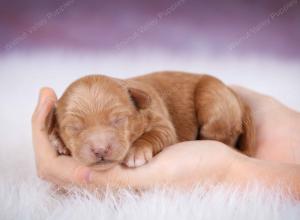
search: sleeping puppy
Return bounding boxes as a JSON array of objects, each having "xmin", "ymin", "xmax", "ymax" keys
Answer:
[{"xmin": 47, "ymin": 71, "xmax": 255, "ymax": 170}]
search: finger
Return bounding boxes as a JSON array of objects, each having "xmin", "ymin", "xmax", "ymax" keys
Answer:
[
  {"xmin": 84, "ymin": 159, "xmax": 162, "ymax": 189},
  {"xmin": 48, "ymin": 156, "xmax": 86, "ymax": 186},
  {"xmin": 32, "ymin": 88, "xmax": 58, "ymax": 159},
  {"xmin": 80, "ymin": 165, "xmax": 126, "ymax": 187},
  {"xmin": 37, "ymin": 156, "xmax": 86, "ymax": 187},
  {"xmin": 32, "ymin": 87, "xmax": 57, "ymax": 131}
]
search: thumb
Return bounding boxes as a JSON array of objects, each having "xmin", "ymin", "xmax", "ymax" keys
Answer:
[
  {"xmin": 32, "ymin": 87, "xmax": 58, "ymax": 159},
  {"xmin": 32, "ymin": 87, "xmax": 57, "ymax": 132}
]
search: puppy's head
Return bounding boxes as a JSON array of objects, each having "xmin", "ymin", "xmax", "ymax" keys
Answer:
[{"xmin": 48, "ymin": 75, "xmax": 151, "ymax": 168}]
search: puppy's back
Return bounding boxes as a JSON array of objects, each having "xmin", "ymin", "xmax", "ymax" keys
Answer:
[{"xmin": 131, "ymin": 71, "xmax": 203, "ymax": 141}]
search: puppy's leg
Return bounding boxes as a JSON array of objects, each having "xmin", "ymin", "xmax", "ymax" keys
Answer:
[
  {"xmin": 124, "ymin": 120, "xmax": 177, "ymax": 167},
  {"xmin": 195, "ymin": 75, "xmax": 245, "ymax": 148},
  {"xmin": 46, "ymin": 107, "xmax": 70, "ymax": 155}
]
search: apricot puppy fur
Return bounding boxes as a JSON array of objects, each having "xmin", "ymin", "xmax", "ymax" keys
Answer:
[{"xmin": 47, "ymin": 71, "xmax": 255, "ymax": 169}]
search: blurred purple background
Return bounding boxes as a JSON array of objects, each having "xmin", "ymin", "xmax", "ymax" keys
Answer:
[{"xmin": 1, "ymin": 0, "xmax": 300, "ymax": 58}]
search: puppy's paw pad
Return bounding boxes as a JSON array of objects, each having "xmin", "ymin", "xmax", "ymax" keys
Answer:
[
  {"xmin": 57, "ymin": 145, "xmax": 69, "ymax": 155},
  {"xmin": 134, "ymin": 158, "xmax": 146, "ymax": 167},
  {"xmin": 124, "ymin": 154, "xmax": 136, "ymax": 168}
]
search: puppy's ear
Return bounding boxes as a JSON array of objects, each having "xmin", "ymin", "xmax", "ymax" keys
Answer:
[
  {"xmin": 237, "ymin": 103, "xmax": 256, "ymax": 156},
  {"xmin": 128, "ymin": 88, "xmax": 151, "ymax": 109}
]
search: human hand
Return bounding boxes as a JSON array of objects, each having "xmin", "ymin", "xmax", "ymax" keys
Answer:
[
  {"xmin": 231, "ymin": 86, "xmax": 300, "ymax": 163},
  {"xmin": 32, "ymin": 88, "xmax": 243, "ymax": 190}
]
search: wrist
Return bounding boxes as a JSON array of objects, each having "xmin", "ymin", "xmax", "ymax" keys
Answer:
[
  {"xmin": 227, "ymin": 153, "xmax": 276, "ymax": 187},
  {"xmin": 227, "ymin": 153, "xmax": 300, "ymax": 199},
  {"xmin": 223, "ymin": 151, "xmax": 251, "ymax": 186},
  {"xmin": 224, "ymin": 153, "xmax": 273, "ymax": 189}
]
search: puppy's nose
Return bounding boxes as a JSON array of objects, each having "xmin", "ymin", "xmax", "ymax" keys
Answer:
[{"xmin": 91, "ymin": 145, "xmax": 111, "ymax": 159}]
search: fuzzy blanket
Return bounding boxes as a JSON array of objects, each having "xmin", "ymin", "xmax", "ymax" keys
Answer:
[{"xmin": 0, "ymin": 51, "xmax": 299, "ymax": 219}]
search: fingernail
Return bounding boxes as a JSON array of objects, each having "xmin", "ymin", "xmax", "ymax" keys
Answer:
[
  {"xmin": 75, "ymin": 166, "xmax": 92, "ymax": 184},
  {"xmin": 38, "ymin": 88, "xmax": 47, "ymax": 104},
  {"xmin": 38, "ymin": 88, "xmax": 56, "ymax": 105},
  {"xmin": 84, "ymin": 169, "xmax": 92, "ymax": 183},
  {"xmin": 37, "ymin": 97, "xmax": 53, "ymax": 111},
  {"xmin": 78, "ymin": 167, "xmax": 92, "ymax": 183}
]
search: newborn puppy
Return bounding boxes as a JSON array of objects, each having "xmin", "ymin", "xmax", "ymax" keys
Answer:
[{"xmin": 47, "ymin": 71, "xmax": 255, "ymax": 169}]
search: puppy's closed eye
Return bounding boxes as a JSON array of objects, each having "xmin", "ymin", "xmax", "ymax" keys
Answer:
[
  {"xmin": 62, "ymin": 118, "xmax": 85, "ymax": 135},
  {"xmin": 111, "ymin": 115, "xmax": 128, "ymax": 127},
  {"xmin": 64, "ymin": 124, "xmax": 83, "ymax": 135}
]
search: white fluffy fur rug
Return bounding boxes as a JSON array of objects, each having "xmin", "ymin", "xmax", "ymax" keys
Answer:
[{"xmin": 0, "ymin": 50, "xmax": 300, "ymax": 219}]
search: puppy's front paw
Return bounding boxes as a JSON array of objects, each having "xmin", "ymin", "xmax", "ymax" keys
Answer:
[
  {"xmin": 123, "ymin": 145, "xmax": 153, "ymax": 168},
  {"xmin": 49, "ymin": 133, "xmax": 70, "ymax": 155},
  {"xmin": 56, "ymin": 143, "xmax": 70, "ymax": 155}
]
